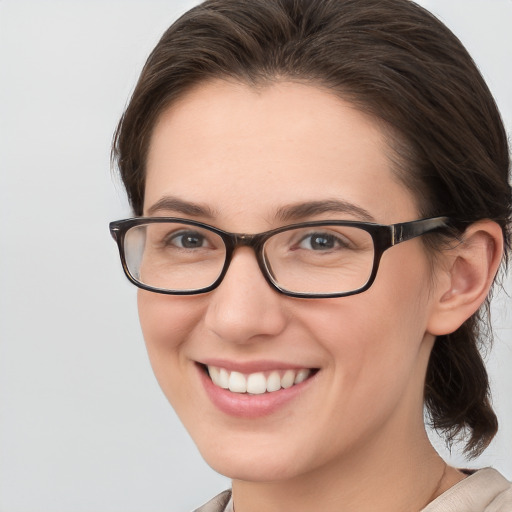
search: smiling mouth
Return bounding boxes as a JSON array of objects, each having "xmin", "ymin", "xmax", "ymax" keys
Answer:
[{"xmin": 205, "ymin": 365, "xmax": 317, "ymax": 395}]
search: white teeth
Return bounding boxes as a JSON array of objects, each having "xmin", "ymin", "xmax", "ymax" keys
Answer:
[
  {"xmin": 246, "ymin": 372, "xmax": 267, "ymax": 394},
  {"xmin": 229, "ymin": 371, "xmax": 247, "ymax": 393},
  {"xmin": 266, "ymin": 371, "xmax": 281, "ymax": 392},
  {"xmin": 207, "ymin": 366, "xmax": 312, "ymax": 394},
  {"xmin": 219, "ymin": 368, "xmax": 229, "ymax": 389},
  {"xmin": 294, "ymin": 369, "xmax": 310, "ymax": 384},
  {"xmin": 281, "ymin": 369, "xmax": 295, "ymax": 389},
  {"xmin": 208, "ymin": 366, "xmax": 220, "ymax": 384}
]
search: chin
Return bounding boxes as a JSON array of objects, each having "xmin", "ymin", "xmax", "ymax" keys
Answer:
[
  {"xmin": 190, "ymin": 427, "xmax": 323, "ymax": 483},
  {"xmin": 205, "ymin": 451, "xmax": 304, "ymax": 483}
]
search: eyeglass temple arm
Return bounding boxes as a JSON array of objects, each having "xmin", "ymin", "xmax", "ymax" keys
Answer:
[{"xmin": 392, "ymin": 216, "xmax": 452, "ymax": 245}]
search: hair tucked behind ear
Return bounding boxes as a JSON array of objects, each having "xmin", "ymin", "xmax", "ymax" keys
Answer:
[{"xmin": 113, "ymin": 0, "xmax": 511, "ymax": 456}]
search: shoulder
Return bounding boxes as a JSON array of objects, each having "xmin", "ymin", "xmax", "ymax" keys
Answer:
[
  {"xmin": 486, "ymin": 477, "xmax": 512, "ymax": 512},
  {"xmin": 192, "ymin": 490, "xmax": 232, "ymax": 512},
  {"xmin": 422, "ymin": 468, "xmax": 512, "ymax": 512}
]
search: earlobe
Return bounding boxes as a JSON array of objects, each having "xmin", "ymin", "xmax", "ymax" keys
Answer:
[{"xmin": 427, "ymin": 220, "xmax": 504, "ymax": 336}]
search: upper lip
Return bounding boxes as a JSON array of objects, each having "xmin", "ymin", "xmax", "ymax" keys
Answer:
[{"xmin": 198, "ymin": 358, "xmax": 315, "ymax": 374}]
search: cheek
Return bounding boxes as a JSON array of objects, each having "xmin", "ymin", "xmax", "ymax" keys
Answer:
[
  {"xmin": 137, "ymin": 290, "xmax": 192, "ymax": 348},
  {"xmin": 137, "ymin": 291, "xmax": 203, "ymax": 397},
  {"xmin": 354, "ymin": 260, "xmax": 433, "ymax": 398},
  {"xmin": 308, "ymin": 275, "xmax": 428, "ymax": 356},
  {"xmin": 305, "ymin": 257, "xmax": 432, "ymax": 404}
]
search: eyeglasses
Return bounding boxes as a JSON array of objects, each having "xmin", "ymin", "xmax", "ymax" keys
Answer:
[{"xmin": 109, "ymin": 216, "xmax": 453, "ymax": 298}]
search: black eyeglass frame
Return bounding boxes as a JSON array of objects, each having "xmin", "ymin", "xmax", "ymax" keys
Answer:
[{"xmin": 109, "ymin": 216, "xmax": 455, "ymax": 299}]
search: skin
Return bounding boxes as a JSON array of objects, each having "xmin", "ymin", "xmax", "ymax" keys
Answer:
[{"xmin": 138, "ymin": 80, "xmax": 500, "ymax": 511}]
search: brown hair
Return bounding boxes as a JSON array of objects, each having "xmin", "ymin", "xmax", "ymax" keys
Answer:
[{"xmin": 113, "ymin": 0, "xmax": 511, "ymax": 457}]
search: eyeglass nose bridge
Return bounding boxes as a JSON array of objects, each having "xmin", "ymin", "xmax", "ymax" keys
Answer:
[
  {"xmin": 218, "ymin": 231, "xmax": 277, "ymax": 292},
  {"xmin": 223, "ymin": 230, "xmax": 270, "ymax": 252}
]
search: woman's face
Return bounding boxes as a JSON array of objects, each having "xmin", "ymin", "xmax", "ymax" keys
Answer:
[{"xmin": 139, "ymin": 80, "xmax": 440, "ymax": 482}]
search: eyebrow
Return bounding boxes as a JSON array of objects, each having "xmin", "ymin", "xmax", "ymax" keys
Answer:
[
  {"xmin": 146, "ymin": 196, "xmax": 217, "ymax": 218},
  {"xmin": 274, "ymin": 200, "xmax": 376, "ymax": 223},
  {"xmin": 146, "ymin": 196, "xmax": 375, "ymax": 224}
]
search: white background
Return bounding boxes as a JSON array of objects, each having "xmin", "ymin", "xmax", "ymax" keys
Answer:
[{"xmin": 0, "ymin": 1, "xmax": 510, "ymax": 511}]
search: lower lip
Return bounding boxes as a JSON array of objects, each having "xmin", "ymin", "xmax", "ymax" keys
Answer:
[{"xmin": 198, "ymin": 365, "xmax": 316, "ymax": 419}]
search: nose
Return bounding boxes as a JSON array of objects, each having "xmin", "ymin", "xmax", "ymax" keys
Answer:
[{"xmin": 203, "ymin": 247, "xmax": 288, "ymax": 344}]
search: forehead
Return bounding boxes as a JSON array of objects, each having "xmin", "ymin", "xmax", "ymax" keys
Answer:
[{"xmin": 144, "ymin": 80, "xmax": 418, "ymax": 226}]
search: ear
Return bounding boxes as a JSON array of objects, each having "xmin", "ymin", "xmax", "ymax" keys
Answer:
[{"xmin": 427, "ymin": 220, "xmax": 504, "ymax": 336}]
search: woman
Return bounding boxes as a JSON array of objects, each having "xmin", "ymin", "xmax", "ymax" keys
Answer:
[{"xmin": 109, "ymin": 0, "xmax": 512, "ymax": 510}]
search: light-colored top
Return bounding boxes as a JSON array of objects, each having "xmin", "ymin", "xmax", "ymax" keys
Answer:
[
  {"xmin": 193, "ymin": 468, "xmax": 512, "ymax": 512},
  {"xmin": 422, "ymin": 468, "xmax": 512, "ymax": 511}
]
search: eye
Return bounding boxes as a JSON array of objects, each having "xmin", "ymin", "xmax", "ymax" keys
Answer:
[
  {"xmin": 297, "ymin": 232, "xmax": 348, "ymax": 251},
  {"xmin": 165, "ymin": 230, "xmax": 210, "ymax": 249}
]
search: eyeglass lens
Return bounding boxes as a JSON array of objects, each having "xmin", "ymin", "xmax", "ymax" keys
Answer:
[{"xmin": 123, "ymin": 222, "xmax": 375, "ymax": 295}]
